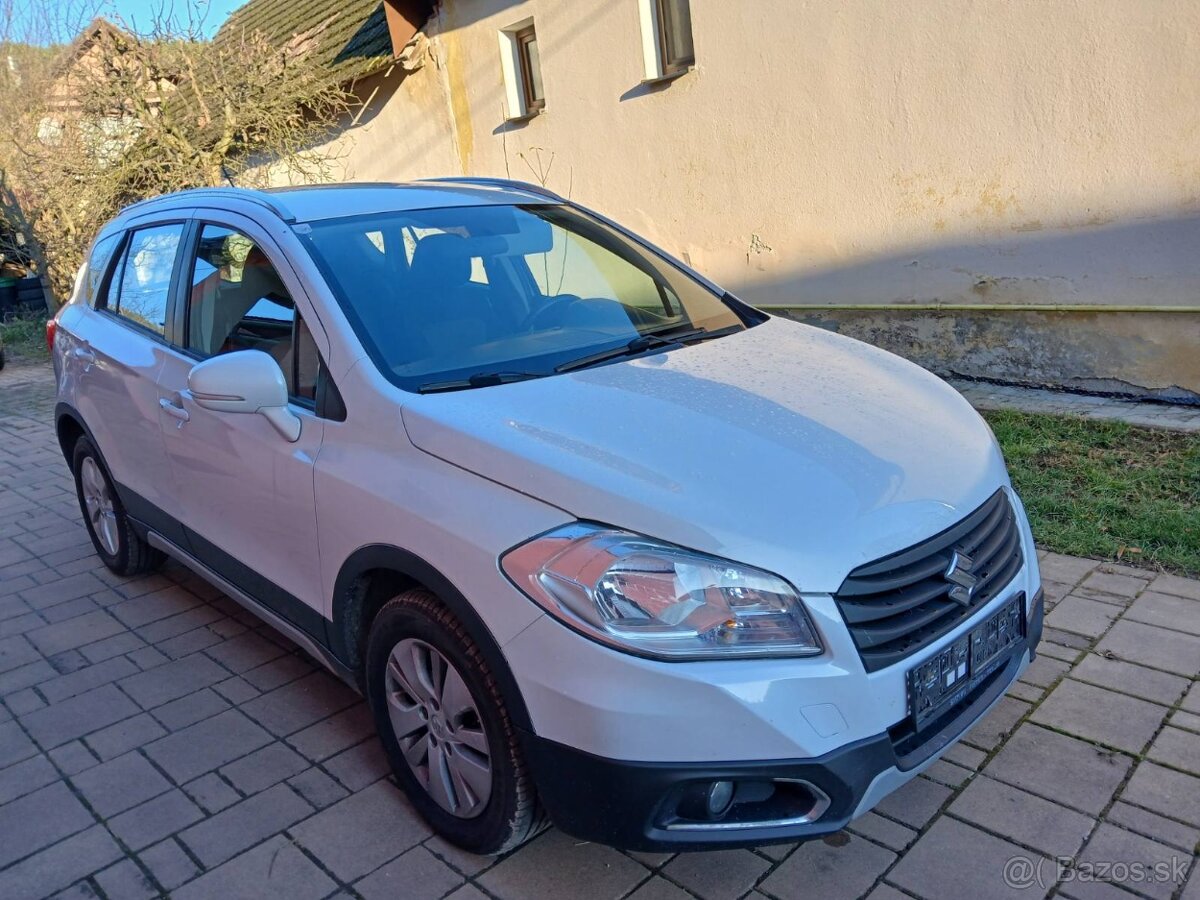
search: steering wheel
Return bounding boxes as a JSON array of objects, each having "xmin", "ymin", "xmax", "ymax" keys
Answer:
[{"xmin": 522, "ymin": 295, "xmax": 584, "ymax": 331}]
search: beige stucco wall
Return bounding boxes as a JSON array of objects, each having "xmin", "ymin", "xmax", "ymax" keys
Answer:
[{"xmin": 303, "ymin": 0, "xmax": 1200, "ymax": 397}]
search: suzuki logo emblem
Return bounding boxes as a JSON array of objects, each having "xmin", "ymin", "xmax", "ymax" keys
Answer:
[{"xmin": 944, "ymin": 550, "xmax": 978, "ymax": 607}]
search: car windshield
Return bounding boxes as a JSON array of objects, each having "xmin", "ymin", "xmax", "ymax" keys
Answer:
[{"xmin": 296, "ymin": 204, "xmax": 748, "ymax": 392}]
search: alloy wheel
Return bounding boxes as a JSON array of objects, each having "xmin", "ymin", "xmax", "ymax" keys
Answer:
[{"xmin": 80, "ymin": 457, "xmax": 119, "ymax": 556}]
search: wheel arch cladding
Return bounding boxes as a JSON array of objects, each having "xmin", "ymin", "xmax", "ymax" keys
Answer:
[
  {"xmin": 55, "ymin": 403, "xmax": 88, "ymax": 463},
  {"xmin": 331, "ymin": 543, "xmax": 534, "ymax": 732}
]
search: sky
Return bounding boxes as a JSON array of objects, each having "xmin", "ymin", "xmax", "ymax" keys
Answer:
[
  {"xmin": 18, "ymin": 0, "xmax": 247, "ymax": 42},
  {"xmin": 101, "ymin": 0, "xmax": 244, "ymax": 35}
]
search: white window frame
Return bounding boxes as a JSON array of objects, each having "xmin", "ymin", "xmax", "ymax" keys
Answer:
[
  {"xmin": 638, "ymin": 0, "xmax": 693, "ymax": 83},
  {"xmin": 498, "ymin": 17, "xmax": 541, "ymax": 121}
]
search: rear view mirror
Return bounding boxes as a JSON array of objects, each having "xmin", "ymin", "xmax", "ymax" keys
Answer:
[{"xmin": 188, "ymin": 350, "xmax": 301, "ymax": 441}]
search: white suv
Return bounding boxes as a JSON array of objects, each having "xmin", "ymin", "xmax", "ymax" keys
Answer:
[{"xmin": 51, "ymin": 180, "xmax": 1043, "ymax": 855}]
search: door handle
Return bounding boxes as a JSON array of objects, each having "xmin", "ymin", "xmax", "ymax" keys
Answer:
[
  {"xmin": 158, "ymin": 397, "xmax": 190, "ymax": 422},
  {"xmin": 70, "ymin": 346, "xmax": 95, "ymax": 367}
]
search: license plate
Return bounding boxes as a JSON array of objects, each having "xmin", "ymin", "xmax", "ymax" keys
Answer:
[{"xmin": 907, "ymin": 595, "xmax": 1025, "ymax": 730}]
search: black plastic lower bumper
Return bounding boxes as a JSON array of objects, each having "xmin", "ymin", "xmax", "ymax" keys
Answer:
[{"xmin": 521, "ymin": 589, "xmax": 1043, "ymax": 851}]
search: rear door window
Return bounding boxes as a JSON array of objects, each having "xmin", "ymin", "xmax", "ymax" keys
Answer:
[{"xmin": 105, "ymin": 223, "xmax": 184, "ymax": 336}]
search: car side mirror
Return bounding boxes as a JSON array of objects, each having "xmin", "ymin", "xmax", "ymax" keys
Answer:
[{"xmin": 187, "ymin": 350, "xmax": 301, "ymax": 442}]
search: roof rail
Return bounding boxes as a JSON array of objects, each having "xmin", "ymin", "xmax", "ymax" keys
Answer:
[
  {"xmin": 417, "ymin": 176, "xmax": 563, "ymax": 202},
  {"xmin": 119, "ymin": 187, "xmax": 297, "ymax": 223}
]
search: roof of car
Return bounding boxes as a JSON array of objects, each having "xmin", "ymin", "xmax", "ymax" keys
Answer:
[{"xmin": 119, "ymin": 179, "xmax": 563, "ymax": 225}]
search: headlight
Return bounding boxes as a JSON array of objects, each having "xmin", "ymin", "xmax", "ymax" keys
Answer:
[{"xmin": 501, "ymin": 524, "xmax": 822, "ymax": 660}]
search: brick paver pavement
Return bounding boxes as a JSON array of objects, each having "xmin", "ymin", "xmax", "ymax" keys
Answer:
[{"xmin": 1, "ymin": 360, "xmax": 1197, "ymax": 900}]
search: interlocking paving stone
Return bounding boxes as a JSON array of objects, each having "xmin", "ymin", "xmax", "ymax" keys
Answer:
[
  {"xmin": 118, "ymin": 653, "xmax": 229, "ymax": 710},
  {"xmin": 759, "ymin": 832, "xmax": 896, "ymax": 900},
  {"xmin": 1148, "ymin": 573, "xmax": 1200, "ymax": 602},
  {"xmin": 1069, "ymin": 654, "xmax": 1189, "ymax": 706},
  {"xmin": 219, "ymin": 741, "xmax": 308, "ymax": 795},
  {"xmin": 848, "ymin": 811, "xmax": 918, "ymax": 851},
  {"xmin": 323, "ymin": 738, "xmax": 391, "ymax": 791},
  {"xmin": 1077, "ymin": 823, "xmax": 1189, "ymax": 900},
  {"xmin": 1106, "ymin": 802, "xmax": 1200, "ymax": 854},
  {"xmin": 1019, "ymin": 654, "xmax": 1071, "ymax": 688},
  {"xmin": 0, "ymin": 780, "xmax": 95, "ymax": 868},
  {"xmin": 143, "ymin": 708, "xmax": 273, "ymax": 783},
  {"xmin": 662, "ymin": 848, "xmax": 770, "ymax": 900},
  {"xmin": 183, "ymin": 772, "xmax": 242, "ymax": 814},
  {"xmin": 353, "ymin": 845, "xmax": 464, "ymax": 900},
  {"xmin": 479, "ymin": 829, "xmax": 648, "ymax": 900},
  {"xmin": 626, "ymin": 877, "xmax": 693, "ymax": 900},
  {"xmin": 149, "ymin": 687, "xmax": 230, "ymax": 731},
  {"xmin": 19, "ymin": 683, "xmax": 140, "ymax": 749},
  {"xmin": 0, "ymin": 752, "xmax": 58, "ymax": 804},
  {"xmin": 1031, "ymin": 678, "xmax": 1167, "ymax": 754},
  {"xmin": 79, "ymin": 631, "xmax": 144, "ymax": 664},
  {"xmin": 6, "ymin": 687, "xmax": 44, "ymax": 715},
  {"xmin": 287, "ymin": 703, "xmax": 376, "ymax": 762},
  {"xmin": 1079, "ymin": 570, "xmax": 1149, "ymax": 599},
  {"xmin": 171, "ymin": 835, "xmax": 337, "ymax": 900},
  {"xmin": 17, "ymin": 573, "xmax": 107, "ymax": 611},
  {"xmin": 1125, "ymin": 590, "xmax": 1200, "ymax": 636},
  {"xmin": 962, "ymin": 695, "xmax": 1031, "ymax": 751},
  {"xmin": 1185, "ymin": 682, "xmax": 1200, "ymax": 714},
  {"xmin": 872, "ymin": 775, "xmax": 953, "ymax": 829},
  {"xmin": 1120, "ymin": 761, "xmax": 1200, "ymax": 827},
  {"xmin": 423, "ymin": 834, "xmax": 495, "ymax": 876},
  {"xmin": 1046, "ymin": 595, "xmax": 1122, "ymax": 638},
  {"xmin": 1039, "ymin": 553, "xmax": 1100, "ymax": 586},
  {"xmin": 0, "ymin": 825, "xmax": 122, "ymax": 900},
  {"xmin": 240, "ymin": 670, "xmax": 360, "ymax": 737},
  {"xmin": 1096, "ymin": 620, "xmax": 1200, "ymax": 676},
  {"xmin": 93, "ymin": 859, "xmax": 158, "ymax": 900},
  {"xmin": 70, "ymin": 751, "xmax": 171, "ymax": 817},
  {"xmin": 110, "ymin": 587, "xmax": 202, "ymax": 629},
  {"xmin": 949, "ymin": 774, "xmax": 1094, "ymax": 858},
  {"xmin": 178, "ymin": 782, "xmax": 313, "ymax": 868},
  {"xmin": 1146, "ymin": 726, "xmax": 1200, "ymax": 775},
  {"xmin": 0, "ymin": 634, "xmax": 41, "ymax": 675},
  {"xmin": 985, "ymin": 724, "xmax": 1132, "ymax": 815},
  {"xmin": 291, "ymin": 779, "xmax": 431, "ymax": 881},
  {"xmin": 84, "ymin": 712, "xmax": 167, "ymax": 760},
  {"xmin": 47, "ymin": 740, "xmax": 99, "ymax": 775},
  {"xmin": 107, "ymin": 789, "xmax": 205, "ymax": 850},
  {"xmin": 203, "ymin": 630, "xmax": 288, "ymax": 673},
  {"xmin": 38, "ymin": 656, "xmax": 138, "ymax": 704},
  {"xmin": 137, "ymin": 838, "xmax": 200, "ymax": 892},
  {"xmin": 288, "ymin": 766, "xmax": 351, "ymax": 810},
  {"xmin": 889, "ymin": 817, "xmax": 1049, "ymax": 900}
]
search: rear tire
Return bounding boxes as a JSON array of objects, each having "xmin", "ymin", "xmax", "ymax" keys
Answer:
[
  {"xmin": 72, "ymin": 436, "xmax": 164, "ymax": 576},
  {"xmin": 366, "ymin": 588, "xmax": 546, "ymax": 855}
]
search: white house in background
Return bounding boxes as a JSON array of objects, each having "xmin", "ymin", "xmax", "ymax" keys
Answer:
[{"xmin": 228, "ymin": 0, "xmax": 1200, "ymax": 400}]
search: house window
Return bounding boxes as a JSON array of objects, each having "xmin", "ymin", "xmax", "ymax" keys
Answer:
[
  {"xmin": 499, "ymin": 18, "xmax": 544, "ymax": 120},
  {"xmin": 515, "ymin": 26, "xmax": 544, "ymax": 111},
  {"xmin": 639, "ymin": 0, "xmax": 694, "ymax": 82}
]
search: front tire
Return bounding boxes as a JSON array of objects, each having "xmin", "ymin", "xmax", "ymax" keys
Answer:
[
  {"xmin": 72, "ymin": 436, "xmax": 164, "ymax": 576},
  {"xmin": 366, "ymin": 588, "xmax": 545, "ymax": 855}
]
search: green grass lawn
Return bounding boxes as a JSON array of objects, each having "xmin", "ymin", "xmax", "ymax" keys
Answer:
[
  {"xmin": 1, "ymin": 311, "xmax": 49, "ymax": 365},
  {"xmin": 986, "ymin": 409, "xmax": 1200, "ymax": 578}
]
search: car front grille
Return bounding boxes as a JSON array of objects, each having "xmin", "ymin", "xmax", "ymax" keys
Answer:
[{"xmin": 833, "ymin": 489, "xmax": 1023, "ymax": 672}]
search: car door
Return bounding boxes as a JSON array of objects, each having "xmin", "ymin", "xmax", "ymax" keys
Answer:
[
  {"xmin": 154, "ymin": 213, "xmax": 331, "ymax": 641},
  {"xmin": 66, "ymin": 218, "xmax": 189, "ymax": 539}
]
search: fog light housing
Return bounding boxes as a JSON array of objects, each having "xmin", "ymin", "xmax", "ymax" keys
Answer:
[{"xmin": 706, "ymin": 781, "xmax": 735, "ymax": 818}]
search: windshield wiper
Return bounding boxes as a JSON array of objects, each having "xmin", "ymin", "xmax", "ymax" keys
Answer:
[
  {"xmin": 418, "ymin": 371, "xmax": 544, "ymax": 394},
  {"xmin": 554, "ymin": 324, "xmax": 743, "ymax": 374}
]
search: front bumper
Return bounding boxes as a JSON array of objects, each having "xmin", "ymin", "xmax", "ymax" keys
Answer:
[{"xmin": 522, "ymin": 589, "xmax": 1043, "ymax": 851}]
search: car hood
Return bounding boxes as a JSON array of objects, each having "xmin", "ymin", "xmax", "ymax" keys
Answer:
[{"xmin": 400, "ymin": 317, "xmax": 1010, "ymax": 592}]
